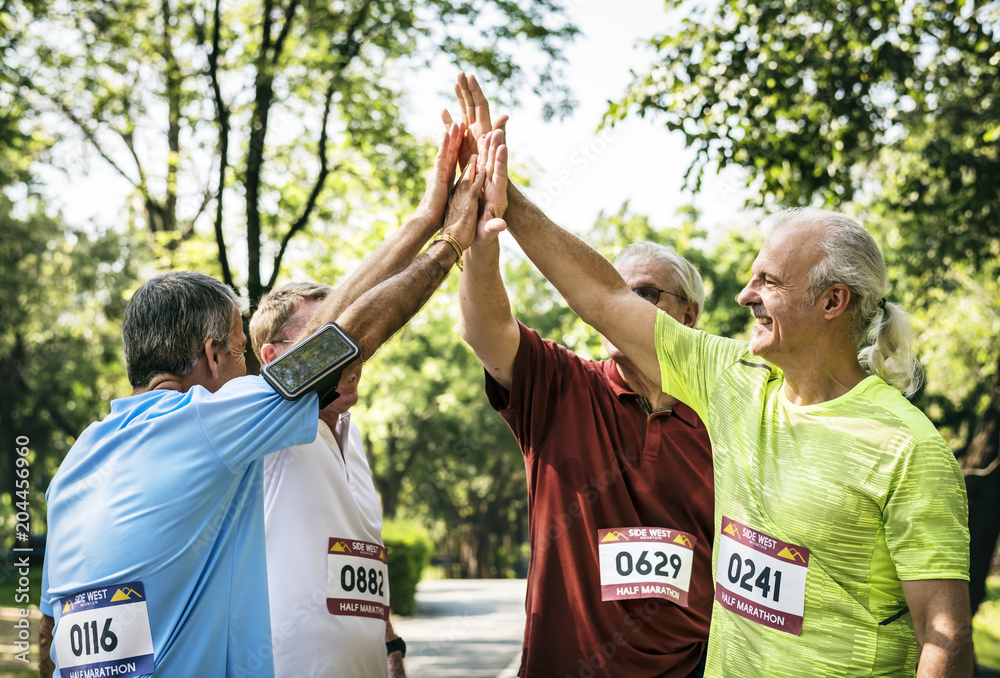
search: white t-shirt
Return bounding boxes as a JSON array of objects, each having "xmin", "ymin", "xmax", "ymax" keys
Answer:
[{"xmin": 263, "ymin": 414, "xmax": 389, "ymax": 678}]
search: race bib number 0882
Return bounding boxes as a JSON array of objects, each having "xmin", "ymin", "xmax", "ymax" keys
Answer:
[{"xmin": 326, "ymin": 537, "xmax": 389, "ymax": 620}]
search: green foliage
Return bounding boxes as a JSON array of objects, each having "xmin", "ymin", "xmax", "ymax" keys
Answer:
[
  {"xmin": 0, "ymin": 196, "xmax": 143, "ymax": 536},
  {"xmin": 11, "ymin": 0, "xmax": 578, "ymax": 308},
  {"xmin": 974, "ymin": 574, "xmax": 1000, "ymax": 669},
  {"xmin": 382, "ymin": 519, "xmax": 432, "ymax": 616}
]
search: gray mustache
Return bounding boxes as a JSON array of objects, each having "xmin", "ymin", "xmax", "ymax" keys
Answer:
[{"xmin": 749, "ymin": 303, "xmax": 771, "ymax": 321}]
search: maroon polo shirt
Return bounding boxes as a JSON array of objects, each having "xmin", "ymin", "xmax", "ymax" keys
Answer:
[{"xmin": 486, "ymin": 323, "xmax": 714, "ymax": 678}]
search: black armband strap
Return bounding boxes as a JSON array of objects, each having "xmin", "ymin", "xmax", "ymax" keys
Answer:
[{"xmin": 386, "ymin": 636, "xmax": 406, "ymax": 657}]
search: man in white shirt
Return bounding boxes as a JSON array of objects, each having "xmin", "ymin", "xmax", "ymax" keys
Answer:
[
  {"xmin": 252, "ymin": 282, "xmax": 404, "ymax": 678},
  {"xmin": 246, "ymin": 121, "xmax": 480, "ymax": 676}
]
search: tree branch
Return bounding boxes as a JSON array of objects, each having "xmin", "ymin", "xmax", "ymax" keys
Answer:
[
  {"xmin": 266, "ymin": 82, "xmax": 337, "ymax": 289},
  {"xmin": 270, "ymin": 0, "xmax": 301, "ymax": 66},
  {"xmin": 208, "ymin": 0, "xmax": 234, "ymax": 288}
]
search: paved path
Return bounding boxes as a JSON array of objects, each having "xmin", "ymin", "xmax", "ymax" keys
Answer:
[{"xmin": 391, "ymin": 578, "xmax": 526, "ymax": 678}]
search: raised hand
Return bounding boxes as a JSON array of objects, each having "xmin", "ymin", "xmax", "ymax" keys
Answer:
[
  {"xmin": 476, "ymin": 129, "xmax": 508, "ymax": 241},
  {"xmin": 442, "ymin": 155, "xmax": 486, "ymax": 250},
  {"xmin": 415, "ymin": 121, "xmax": 465, "ymax": 225},
  {"xmin": 441, "ymin": 72, "xmax": 509, "ymax": 170}
]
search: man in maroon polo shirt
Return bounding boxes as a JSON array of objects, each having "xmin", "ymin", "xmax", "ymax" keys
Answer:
[{"xmin": 453, "ymin": 78, "xmax": 713, "ymax": 678}]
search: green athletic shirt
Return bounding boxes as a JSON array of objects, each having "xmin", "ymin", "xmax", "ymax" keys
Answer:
[{"xmin": 654, "ymin": 311, "xmax": 969, "ymax": 677}]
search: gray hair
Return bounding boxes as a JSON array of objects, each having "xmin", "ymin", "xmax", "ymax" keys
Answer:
[
  {"xmin": 250, "ymin": 281, "xmax": 332, "ymax": 363},
  {"xmin": 122, "ymin": 271, "xmax": 242, "ymax": 388},
  {"xmin": 771, "ymin": 207, "xmax": 923, "ymax": 397},
  {"xmin": 614, "ymin": 241, "xmax": 705, "ymax": 324}
]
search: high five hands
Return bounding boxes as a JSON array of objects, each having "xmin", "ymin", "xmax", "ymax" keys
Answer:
[{"xmin": 442, "ymin": 73, "xmax": 510, "ymax": 244}]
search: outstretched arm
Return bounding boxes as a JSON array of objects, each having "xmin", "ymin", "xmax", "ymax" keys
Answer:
[
  {"xmin": 306, "ymin": 157, "xmax": 486, "ymax": 367},
  {"xmin": 458, "ymin": 130, "xmax": 519, "ymax": 390},
  {"xmin": 447, "ymin": 73, "xmax": 662, "ymax": 386},
  {"xmin": 314, "ymin": 123, "xmax": 465, "ymax": 322}
]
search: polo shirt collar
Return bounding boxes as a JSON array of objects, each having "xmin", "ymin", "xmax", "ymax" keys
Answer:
[{"xmin": 601, "ymin": 359, "xmax": 699, "ymax": 427}]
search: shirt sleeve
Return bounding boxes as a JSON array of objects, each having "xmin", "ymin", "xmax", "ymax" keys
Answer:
[
  {"xmin": 196, "ymin": 375, "xmax": 320, "ymax": 473},
  {"xmin": 483, "ymin": 321, "xmax": 586, "ymax": 457},
  {"xmin": 884, "ymin": 435, "xmax": 970, "ymax": 581},
  {"xmin": 40, "ymin": 554, "xmax": 52, "ymax": 616},
  {"xmin": 654, "ymin": 310, "xmax": 749, "ymax": 422}
]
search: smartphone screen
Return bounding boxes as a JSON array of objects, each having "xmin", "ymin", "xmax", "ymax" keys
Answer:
[{"xmin": 265, "ymin": 326, "xmax": 356, "ymax": 395}]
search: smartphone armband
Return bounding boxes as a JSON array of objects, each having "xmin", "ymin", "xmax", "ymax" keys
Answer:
[{"xmin": 260, "ymin": 322, "xmax": 360, "ymax": 407}]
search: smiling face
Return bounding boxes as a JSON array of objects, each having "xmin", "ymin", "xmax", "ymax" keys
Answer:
[{"xmin": 736, "ymin": 220, "xmax": 828, "ymax": 364}]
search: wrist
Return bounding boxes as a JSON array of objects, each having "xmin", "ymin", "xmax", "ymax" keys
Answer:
[{"xmin": 386, "ymin": 636, "xmax": 406, "ymax": 657}]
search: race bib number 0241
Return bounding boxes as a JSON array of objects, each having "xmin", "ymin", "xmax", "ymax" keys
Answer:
[
  {"xmin": 598, "ymin": 526, "xmax": 697, "ymax": 608},
  {"xmin": 326, "ymin": 537, "xmax": 389, "ymax": 620},
  {"xmin": 715, "ymin": 517, "xmax": 810, "ymax": 635},
  {"xmin": 53, "ymin": 581, "xmax": 154, "ymax": 678}
]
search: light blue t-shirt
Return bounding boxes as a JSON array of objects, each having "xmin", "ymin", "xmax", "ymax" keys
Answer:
[{"xmin": 41, "ymin": 376, "xmax": 318, "ymax": 678}]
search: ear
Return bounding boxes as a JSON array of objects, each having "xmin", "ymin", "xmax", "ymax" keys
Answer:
[
  {"xmin": 203, "ymin": 337, "xmax": 223, "ymax": 380},
  {"xmin": 681, "ymin": 301, "xmax": 700, "ymax": 329},
  {"xmin": 261, "ymin": 343, "xmax": 279, "ymax": 365},
  {"xmin": 822, "ymin": 284, "xmax": 851, "ymax": 320}
]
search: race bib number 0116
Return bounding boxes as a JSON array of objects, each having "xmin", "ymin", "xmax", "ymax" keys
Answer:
[
  {"xmin": 326, "ymin": 537, "xmax": 389, "ymax": 620},
  {"xmin": 53, "ymin": 581, "xmax": 154, "ymax": 678},
  {"xmin": 715, "ymin": 517, "xmax": 810, "ymax": 635},
  {"xmin": 598, "ymin": 526, "xmax": 697, "ymax": 608}
]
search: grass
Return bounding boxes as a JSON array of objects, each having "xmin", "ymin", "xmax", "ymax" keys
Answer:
[{"xmin": 975, "ymin": 574, "xmax": 1000, "ymax": 669}]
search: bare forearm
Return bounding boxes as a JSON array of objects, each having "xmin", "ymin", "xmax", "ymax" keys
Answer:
[
  {"xmin": 915, "ymin": 627, "xmax": 974, "ymax": 677},
  {"xmin": 336, "ymin": 241, "xmax": 458, "ymax": 362},
  {"xmin": 39, "ymin": 614, "xmax": 54, "ymax": 678},
  {"xmin": 458, "ymin": 238, "xmax": 519, "ymax": 388},
  {"xmin": 388, "ymin": 651, "xmax": 406, "ymax": 678},
  {"xmin": 305, "ymin": 213, "xmax": 439, "ymax": 335},
  {"xmin": 505, "ymin": 183, "xmax": 631, "ymax": 327}
]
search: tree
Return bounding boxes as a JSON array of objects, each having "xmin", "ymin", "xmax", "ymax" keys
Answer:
[
  {"xmin": 12, "ymin": 0, "xmax": 578, "ymax": 372},
  {"xmin": 613, "ymin": 0, "xmax": 1000, "ymax": 614}
]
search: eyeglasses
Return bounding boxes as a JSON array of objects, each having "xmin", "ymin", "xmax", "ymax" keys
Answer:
[{"xmin": 632, "ymin": 287, "xmax": 686, "ymax": 305}]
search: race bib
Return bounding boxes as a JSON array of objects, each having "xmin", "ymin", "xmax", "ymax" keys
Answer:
[
  {"xmin": 54, "ymin": 581, "xmax": 155, "ymax": 678},
  {"xmin": 598, "ymin": 526, "xmax": 697, "ymax": 608},
  {"xmin": 715, "ymin": 517, "xmax": 810, "ymax": 635},
  {"xmin": 326, "ymin": 537, "xmax": 389, "ymax": 620}
]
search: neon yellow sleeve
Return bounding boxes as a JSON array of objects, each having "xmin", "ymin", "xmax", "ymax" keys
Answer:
[
  {"xmin": 654, "ymin": 310, "xmax": 748, "ymax": 422},
  {"xmin": 885, "ymin": 435, "xmax": 970, "ymax": 581}
]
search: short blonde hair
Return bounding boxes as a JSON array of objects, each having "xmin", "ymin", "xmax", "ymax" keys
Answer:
[{"xmin": 250, "ymin": 282, "xmax": 332, "ymax": 363}]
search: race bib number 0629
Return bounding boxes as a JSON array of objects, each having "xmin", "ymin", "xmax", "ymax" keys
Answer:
[
  {"xmin": 715, "ymin": 517, "xmax": 809, "ymax": 635},
  {"xmin": 53, "ymin": 581, "xmax": 154, "ymax": 678},
  {"xmin": 598, "ymin": 526, "xmax": 697, "ymax": 608}
]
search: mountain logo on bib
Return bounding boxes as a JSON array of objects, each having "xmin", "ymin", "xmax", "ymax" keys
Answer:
[
  {"xmin": 673, "ymin": 534, "xmax": 693, "ymax": 548},
  {"xmin": 722, "ymin": 522, "xmax": 740, "ymax": 540},
  {"xmin": 62, "ymin": 601, "xmax": 73, "ymax": 614},
  {"xmin": 110, "ymin": 587, "xmax": 143, "ymax": 602},
  {"xmin": 777, "ymin": 547, "xmax": 807, "ymax": 564},
  {"xmin": 600, "ymin": 531, "xmax": 628, "ymax": 542},
  {"xmin": 330, "ymin": 541, "xmax": 352, "ymax": 554}
]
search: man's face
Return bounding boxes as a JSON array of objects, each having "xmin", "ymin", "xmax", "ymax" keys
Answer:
[
  {"xmin": 268, "ymin": 299, "xmax": 362, "ymax": 416},
  {"xmin": 736, "ymin": 221, "xmax": 826, "ymax": 362},
  {"xmin": 603, "ymin": 254, "xmax": 692, "ymax": 362}
]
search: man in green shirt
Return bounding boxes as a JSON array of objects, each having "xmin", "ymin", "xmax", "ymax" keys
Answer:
[{"xmin": 448, "ymin": 75, "xmax": 973, "ymax": 677}]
